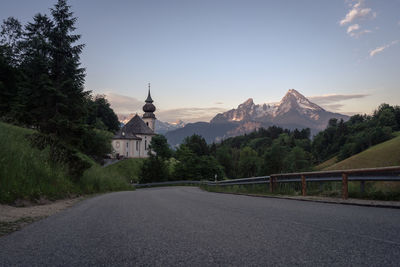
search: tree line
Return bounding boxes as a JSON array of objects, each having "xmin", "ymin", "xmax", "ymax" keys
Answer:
[
  {"xmin": 0, "ymin": 0, "xmax": 119, "ymax": 179},
  {"xmin": 140, "ymin": 103, "xmax": 400, "ymax": 183}
]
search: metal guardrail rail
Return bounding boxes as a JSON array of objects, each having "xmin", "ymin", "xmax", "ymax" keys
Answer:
[
  {"xmin": 134, "ymin": 166, "xmax": 400, "ymax": 199},
  {"xmin": 134, "ymin": 180, "xmax": 204, "ymax": 188}
]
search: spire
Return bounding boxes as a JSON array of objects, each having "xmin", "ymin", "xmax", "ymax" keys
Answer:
[
  {"xmin": 145, "ymin": 83, "xmax": 153, "ymax": 103},
  {"xmin": 143, "ymin": 83, "xmax": 156, "ymax": 115}
]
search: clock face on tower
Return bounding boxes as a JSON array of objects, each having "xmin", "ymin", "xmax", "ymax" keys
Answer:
[{"xmin": 116, "ymin": 141, "xmax": 120, "ymax": 148}]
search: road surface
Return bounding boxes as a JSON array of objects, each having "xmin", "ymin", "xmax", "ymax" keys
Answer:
[{"xmin": 1, "ymin": 187, "xmax": 400, "ymax": 266}]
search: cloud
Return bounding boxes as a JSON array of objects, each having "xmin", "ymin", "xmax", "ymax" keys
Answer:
[
  {"xmin": 214, "ymin": 102, "xmax": 224, "ymax": 105},
  {"xmin": 157, "ymin": 107, "xmax": 228, "ymax": 123},
  {"xmin": 349, "ymin": 29, "xmax": 371, "ymax": 38},
  {"xmin": 104, "ymin": 92, "xmax": 227, "ymax": 123},
  {"xmin": 320, "ymin": 104, "xmax": 345, "ymax": 111},
  {"xmin": 340, "ymin": 0, "xmax": 375, "ymax": 26},
  {"xmin": 104, "ymin": 92, "xmax": 143, "ymax": 114},
  {"xmin": 346, "ymin": 24, "xmax": 371, "ymax": 38},
  {"xmin": 309, "ymin": 93, "xmax": 369, "ymax": 104},
  {"xmin": 340, "ymin": 0, "xmax": 375, "ymax": 38},
  {"xmin": 308, "ymin": 93, "xmax": 369, "ymax": 111},
  {"xmin": 347, "ymin": 24, "xmax": 360, "ymax": 33},
  {"xmin": 369, "ymin": 40, "xmax": 399, "ymax": 57}
]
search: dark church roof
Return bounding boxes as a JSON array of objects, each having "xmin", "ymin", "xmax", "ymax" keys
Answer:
[
  {"xmin": 113, "ymin": 131, "xmax": 141, "ymax": 140},
  {"xmin": 143, "ymin": 89, "xmax": 156, "ymax": 113},
  {"xmin": 113, "ymin": 114, "xmax": 154, "ymax": 140}
]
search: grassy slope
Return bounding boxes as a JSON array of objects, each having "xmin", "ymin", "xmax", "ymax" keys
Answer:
[
  {"xmin": 0, "ymin": 122, "xmax": 135, "ymax": 203},
  {"xmin": 103, "ymin": 159, "xmax": 144, "ymax": 183},
  {"xmin": 313, "ymin": 157, "xmax": 338, "ymax": 171},
  {"xmin": 0, "ymin": 122, "xmax": 74, "ymax": 202},
  {"xmin": 324, "ymin": 133, "xmax": 400, "ymax": 171},
  {"xmin": 205, "ymin": 134, "xmax": 400, "ymax": 201}
]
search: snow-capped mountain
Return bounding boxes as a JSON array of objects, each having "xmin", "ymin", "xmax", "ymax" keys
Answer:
[
  {"xmin": 155, "ymin": 120, "xmax": 186, "ymax": 134},
  {"xmin": 211, "ymin": 89, "xmax": 348, "ymax": 131},
  {"xmin": 166, "ymin": 89, "xmax": 349, "ymax": 146}
]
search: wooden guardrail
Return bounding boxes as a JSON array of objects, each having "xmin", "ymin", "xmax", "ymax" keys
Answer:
[
  {"xmin": 134, "ymin": 166, "xmax": 400, "ymax": 200},
  {"xmin": 269, "ymin": 166, "xmax": 400, "ymax": 199}
]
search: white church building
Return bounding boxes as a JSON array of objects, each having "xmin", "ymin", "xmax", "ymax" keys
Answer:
[{"xmin": 111, "ymin": 88, "xmax": 156, "ymax": 158}]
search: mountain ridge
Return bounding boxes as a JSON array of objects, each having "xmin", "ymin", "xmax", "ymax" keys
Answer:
[
  {"xmin": 117, "ymin": 113, "xmax": 186, "ymax": 134},
  {"xmin": 166, "ymin": 89, "xmax": 349, "ymax": 146}
]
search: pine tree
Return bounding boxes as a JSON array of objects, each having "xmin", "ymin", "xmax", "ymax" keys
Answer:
[
  {"xmin": 0, "ymin": 17, "xmax": 22, "ymax": 66},
  {"xmin": 17, "ymin": 14, "xmax": 54, "ymax": 127},
  {"xmin": 47, "ymin": 0, "xmax": 88, "ymax": 146},
  {"xmin": 0, "ymin": 17, "xmax": 22, "ymax": 117}
]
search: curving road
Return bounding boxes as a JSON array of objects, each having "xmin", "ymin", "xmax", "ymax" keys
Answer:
[{"xmin": 1, "ymin": 187, "xmax": 400, "ymax": 266}]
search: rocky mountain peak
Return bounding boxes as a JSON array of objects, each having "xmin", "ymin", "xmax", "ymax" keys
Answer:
[
  {"xmin": 169, "ymin": 89, "xmax": 350, "ymax": 146},
  {"xmin": 240, "ymin": 98, "xmax": 255, "ymax": 107},
  {"xmin": 278, "ymin": 89, "xmax": 324, "ymax": 113}
]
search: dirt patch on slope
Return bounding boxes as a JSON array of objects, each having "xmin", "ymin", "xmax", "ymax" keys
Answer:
[{"xmin": 0, "ymin": 197, "xmax": 84, "ymax": 236}]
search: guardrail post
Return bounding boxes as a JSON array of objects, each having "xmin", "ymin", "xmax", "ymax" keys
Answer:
[
  {"xmin": 301, "ymin": 175, "xmax": 306, "ymax": 196},
  {"xmin": 270, "ymin": 176, "xmax": 274, "ymax": 193},
  {"xmin": 342, "ymin": 173, "xmax": 348, "ymax": 199},
  {"xmin": 360, "ymin": 180, "xmax": 365, "ymax": 194}
]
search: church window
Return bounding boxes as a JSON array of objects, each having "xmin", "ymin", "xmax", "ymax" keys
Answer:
[
  {"xmin": 146, "ymin": 122, "xmax": 149, "ymax": 126},
  {"xmin": 145, "ymin": 140, "xmax": 147, "ymax": 150},
  {"xmin": 136, "ymin": 141, "xmax": 139, "ymax": 151}
]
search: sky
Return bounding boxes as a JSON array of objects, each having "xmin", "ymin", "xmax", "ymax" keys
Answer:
[{"xmin": 1, "ymin": 0, "xmax": 399, "ymax": 122}]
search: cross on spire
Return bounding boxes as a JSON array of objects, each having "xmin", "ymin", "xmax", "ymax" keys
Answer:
[{"xmin": 145, "ymin": 82, "xmax": 153, "ymax": 103}]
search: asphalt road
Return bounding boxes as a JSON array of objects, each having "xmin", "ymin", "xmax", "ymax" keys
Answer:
[{"xmin": 1, "ymin": 187, "xmax": 400, "ymax": 266}]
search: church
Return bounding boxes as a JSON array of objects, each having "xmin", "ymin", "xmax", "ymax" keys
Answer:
[{"xmin": 111, "ymin": 87, "xmax": 156, "ymax": 158}]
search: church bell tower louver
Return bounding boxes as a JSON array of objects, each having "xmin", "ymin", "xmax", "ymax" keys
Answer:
[{"xmin": 142, "ymin": 83, "xmax": 156, "ymax": 131}]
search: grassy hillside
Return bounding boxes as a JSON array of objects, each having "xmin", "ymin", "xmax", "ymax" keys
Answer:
[
  {"xmin": 103, "ymin": 159, "xmax": 144, "ymax": 183},
  {"xmin": 0, "ymin": 122, "xmax": 74, "ymax": 203},
  {"xmin": 313, "ymin": 157, "xmax": 338, "ymax": 171},
  {"xmin": 324, "ymin": 133, "xmax": 400, "ymax": 171},
  {"xmin": 0, "ymin": 122, "xmax": 134, "ymax": 203}
]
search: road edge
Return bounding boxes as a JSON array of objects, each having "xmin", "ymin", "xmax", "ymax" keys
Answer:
[{"xmin": 201, "ymin": 189, "xmax": 400, "ymax": 209}]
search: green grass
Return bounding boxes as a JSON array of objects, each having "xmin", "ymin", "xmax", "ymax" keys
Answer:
[
  {"xmin": 201, "ymin": 181, "xmax": 400, "ymax": 201},
  {"xmin": 313, "ymin": 156, "xmax": 338, "ymax": 171},
  {"xmin": 103, "ymin": 158, "xmax": 144, "ymax": 183},
  {"xmin": 324, "ymin": 133, "xmax": 400, "ymax": 171},
  {"xmin": 0, "ymin": 122, "xmax": 135, "ymax": 203},
  {"xmin": 79, "ymin": 164, "xmax": 134, "ymax": 194},
  {"xmin": 0, "ymin": 122, "xmax": 76, "ymax": 203},
  {"xmin": 79, "ymin": 158, "xmax": 144, "ymax": 194},
  {"xmin": 204, "ymin": 135, "xmax": 400, "ymax": 201}
]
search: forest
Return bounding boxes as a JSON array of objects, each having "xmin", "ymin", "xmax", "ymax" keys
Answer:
[
  {"xmin": 0, "ymin": 0, "xmax": 120, "ymax": 181},
  {"xmin": 140, "ymin": 103, "xmax": 400, "ymax": 182}
]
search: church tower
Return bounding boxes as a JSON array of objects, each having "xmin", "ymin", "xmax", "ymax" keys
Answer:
[{"xmin": 142, "ymin": 83, "xmax": 156, "ymax": 131}]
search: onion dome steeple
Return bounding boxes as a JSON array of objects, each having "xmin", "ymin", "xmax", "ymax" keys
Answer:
[
  {"xmin": 145, "ymin": 88, "xmax": 154, "ymax": 103},
  {"xmin": 143, "ymin": 83, "xmax": 156, "ymax": 118}
]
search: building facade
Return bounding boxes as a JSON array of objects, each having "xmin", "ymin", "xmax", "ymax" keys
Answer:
[{"xmin": 111, "ymin": 89, "xmax": 156, "ymax": 158}]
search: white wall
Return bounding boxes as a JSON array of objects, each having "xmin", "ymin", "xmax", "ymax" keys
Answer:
[
  {"xmin": 142, "ymin": 118, "xmax": 155, "ymax": 131},
  {"xmin": 112, "ymin": 135, "xmax": 154, "ymax": 158}
]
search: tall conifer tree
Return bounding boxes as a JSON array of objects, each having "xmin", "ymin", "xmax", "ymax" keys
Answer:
[
  {"xmin": 17, "ymin": 14, "xmax": 54, "ymax": 126},
  {"xmin": 47, "ymin": 0, "xmax": 87, "ymax": 145}
]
